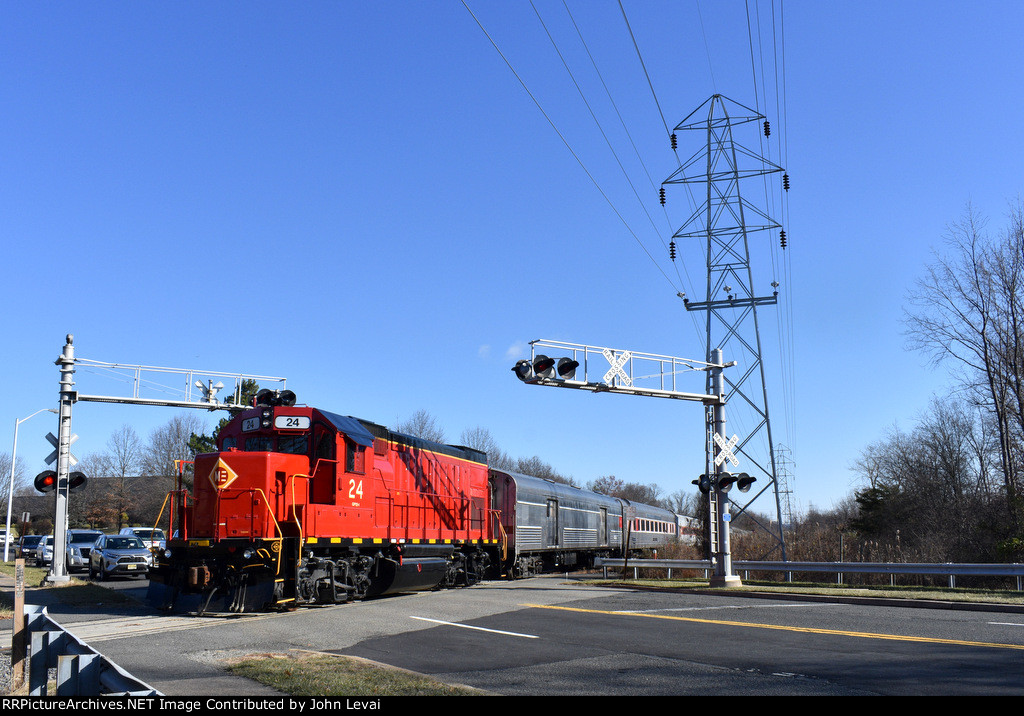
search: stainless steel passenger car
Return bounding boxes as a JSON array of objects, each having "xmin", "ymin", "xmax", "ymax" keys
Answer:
[{"xmin": 491, "ymin": 469, "xmax": 692, "ymax": 577}]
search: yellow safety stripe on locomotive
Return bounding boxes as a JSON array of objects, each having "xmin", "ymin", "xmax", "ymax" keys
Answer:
[{"xmin": 381, "ymin": 438, "xmax": 489, "ymax": 468}]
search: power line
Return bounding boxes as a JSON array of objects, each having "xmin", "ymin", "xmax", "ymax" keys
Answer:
[{"xmin": 461, "ymin": 0, "xmax": 679, "ymax": 292}]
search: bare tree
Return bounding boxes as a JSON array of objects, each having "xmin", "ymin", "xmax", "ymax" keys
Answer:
[
  {"xmin": 0, "ymin": 451, "xmax": 26, "ymax": 503},
  {"xmin": 145, "ymin": 413, "xmax": 208, "ymax": 480},
  {"xmin": 94, "ymin": 425, "xmax": 144, "ymax": 531},
  {"xmin": 514, "ymin": 456, "xmax": 576, "ymax": 486},
  {"xmin": 905, "ymin": 202, "xmax": 1024, "ymax": 521},
  {"xmin": 458, "ymin": 426, "xmax": 512, "ymax": 469},
  {"xmin": 395, "ymin": 409, "xmax": 446, "ymax": 443}
]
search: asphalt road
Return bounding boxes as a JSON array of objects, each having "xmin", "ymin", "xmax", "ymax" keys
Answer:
[{"xmin": 10, "ymin": 573, "xmax": 1024, "ymax": 696}]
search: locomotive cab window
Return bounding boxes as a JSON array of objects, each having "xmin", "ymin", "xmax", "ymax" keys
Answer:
[
  {"xmin": 345, "ymin": 438, "xmax": 366, "ymax": 474},
  {"xmin": 277, "ymin": 434, "xmax": 308, "ymax": 455},
  {"xmin": 245, "ymin": 435, "xmax": 274, "ymax": 452}
]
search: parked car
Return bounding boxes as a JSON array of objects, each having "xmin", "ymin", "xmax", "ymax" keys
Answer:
[
  {"xmin": 0, "ymin": 529, "xmax": 9, "ymax": 550},
  {"xmin": 118, "ymin": 527, "xmax": 166, "ymax": 552},
  {"xmin": 18, "ymin": 534, "xmax": 43, "ymax": 559},
  {"xmin": 35, "ymin": 535, "xmax": 54, "ymax": 567},
  {"xmin": 65, "ymin": 529, "xmax": 104, "ymax": 572},
  {"xmin": 89, "ymin": 534, "xmax": 152, "ymax": 580}
]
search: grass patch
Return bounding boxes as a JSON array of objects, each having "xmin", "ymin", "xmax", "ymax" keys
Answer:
[
  {"xmin": 225, "ymin": 651, "xmax": 486, "ymax": 696},
  {"xmin": 0, "ymin": 560, "xmax": 138, "ymax": 616}
]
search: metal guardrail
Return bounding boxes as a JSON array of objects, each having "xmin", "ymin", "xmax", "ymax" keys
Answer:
[
  {"xmin": 594, "ymin": 558, "xmax": 1024, "ymax": 590},
  {"xmin": 24, "ymin": 604, "xmax": 162, "ymax": 696}
]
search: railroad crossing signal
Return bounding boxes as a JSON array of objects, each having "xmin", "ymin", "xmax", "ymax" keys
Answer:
[
  {"xmin": 34, "ymin": 470, "xmax": 57, "ymax": 493},
  {"xmin": 692, "ymin": 471, "xmax": 756, "ymax": 494},
  {"xmin": 45, "ymin": 431, "xmax": 78, "ymax": 466},
  {"xmin": 602, "ymin": 348, "xmax": 632, "ymax": 386},
  {"xmin": 512, "ymin": 355, "xmax": 580, "ymax": 383},
  {"xmin": 34, "ymin": 469, "xmax": 88, "ymax": 493},
  {"xmin": 713, "ymin": 432, "xmax": 739, "ymax": 467}
]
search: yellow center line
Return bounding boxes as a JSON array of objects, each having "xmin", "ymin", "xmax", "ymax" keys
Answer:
[{"xmin": 523, "ymin": 604, "xmax": 1024, "ymax": 651}]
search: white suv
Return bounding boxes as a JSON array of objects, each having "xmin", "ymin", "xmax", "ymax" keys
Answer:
[{"xmin": 118, "ymin": 527, "xmax": 166, "ymax": 551}]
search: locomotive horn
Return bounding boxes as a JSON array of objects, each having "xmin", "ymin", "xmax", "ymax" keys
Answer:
[
  {"xmin": 278, "ymin": 390, "xmax": 297, "ymax": 406},
  {"xmin": 254, "ymin": 389, "xmax": 275, "ymax": 406}
]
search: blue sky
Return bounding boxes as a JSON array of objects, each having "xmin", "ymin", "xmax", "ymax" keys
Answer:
[{"xmin": 3, "ymin": 1, "xmax": 1023, "ymax": 518}]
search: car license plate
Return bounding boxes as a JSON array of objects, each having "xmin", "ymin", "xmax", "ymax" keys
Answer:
[{"xmin": 127, "ymin": 564, "xmax": 138, "ymax": 570}]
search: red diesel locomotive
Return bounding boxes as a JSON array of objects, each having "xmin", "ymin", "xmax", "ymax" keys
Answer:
[
  {"xmin": 148, "ymin": 390, "xmax": 693, "ymax": 614},
  {"xmin": 148, "ymin": 392, "xmax": 498, "ymax": 613}
]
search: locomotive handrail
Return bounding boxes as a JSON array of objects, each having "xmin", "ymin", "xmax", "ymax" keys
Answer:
[
  {"xmin": 288, "ymin": 470, "xmax": 312, "ymax": 545},
  {"xmin": 151, "ymin": 491, "xmax": 172, "ymax": 547},
  {"xmin": 209, "ymin": 486, "xmax": 287, "ymax": 576}
]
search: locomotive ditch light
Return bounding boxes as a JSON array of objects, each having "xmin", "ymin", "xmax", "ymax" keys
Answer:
[
  {"xmin": 533, "ymin": 355, "xmax": 556, "ymax": 380},
  {"xmin": 556, "ymin": 357, "xmax": 579, "ymax": 380},
  {"xmin": 34, "ymin": 470, "xmax": 57, "ymax": 493},
  {"xmin": 736, "ymin": 473, "xmax": 756, "ymax": 492},
  {"xmin": 512, "ymin": 359, "xmax": 534, "ymax": 381},
  {"xmin": 68, "ymin": 471, "xmax": 88, "ymax": 492}
]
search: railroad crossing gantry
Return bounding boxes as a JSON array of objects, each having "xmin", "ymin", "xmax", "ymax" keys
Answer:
[
  {"xmin": 513, "ymin": 339, "xmax": 747, "ymax": 587},
  {"xmin": 40, "ymin": 334, "xmax": 286, "ymax": 584}
]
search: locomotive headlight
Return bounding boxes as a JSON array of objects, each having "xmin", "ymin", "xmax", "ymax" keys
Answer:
[
  {"xmin": 243, "ymin": 548, "xmax": 255, "ymax": 559},
  {"xmin": 162, "ymin": 548, "xmax": 172, "ymax": 559}
]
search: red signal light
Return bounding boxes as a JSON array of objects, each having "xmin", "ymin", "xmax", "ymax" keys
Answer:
[{"xmin": 34, "ymin": 470, "xmax": 57, "ymax": 493}]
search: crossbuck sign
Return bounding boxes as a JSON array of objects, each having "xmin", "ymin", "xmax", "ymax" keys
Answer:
[{"xmin": 713, "ymin": 432, "xmax": 739, "ymax": 467}]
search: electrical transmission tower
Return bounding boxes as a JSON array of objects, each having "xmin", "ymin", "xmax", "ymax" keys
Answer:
[{"xmin": 662, "ymin": 94, "xmax": 789, "ymax": 560}]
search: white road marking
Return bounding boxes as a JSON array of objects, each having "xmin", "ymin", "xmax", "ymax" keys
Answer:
[{"xmin": 410, "ymin": 616, "xmax": 538, "ymax": 639}]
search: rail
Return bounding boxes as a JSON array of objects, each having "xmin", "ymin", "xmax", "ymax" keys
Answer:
[
  {"xmin": 593, "ymin": 558, "xmax": 1024, "ymax": 590},
  {"xmin": 23, "ymin": 604, "xmax": 161, "ymax": 696}
]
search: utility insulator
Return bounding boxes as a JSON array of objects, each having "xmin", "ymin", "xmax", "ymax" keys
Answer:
[
  {"xmin": 783, "ymin": 173, "xmax": 790, "ymax": 191},
  {"xmin": 763, "ymin": 120, "xmax": 770, "ymax": 137},
  {"xmin": 659, "ymin": 187, "xmax": 666, "ymax": 205},
  {"xmin": 671, "ymin": 133, "xmax": 677, "ymax": 150},
  {"xmin": 779, "ymin": 229, "xmax": 787, "ymax": 249},
  {"xmin": 669, "ymin": 240, "xmax": 676, "ymax": 261}
]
